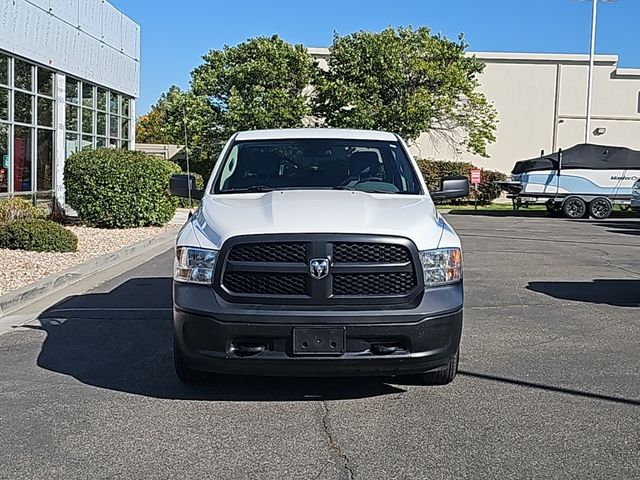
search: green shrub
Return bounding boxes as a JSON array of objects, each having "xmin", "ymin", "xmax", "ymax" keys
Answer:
[
  {"xmin": 0, "ymin": 197, "xmax": 47, "ymax": 224},
  {"xmin": 416, "ymin": 159, "xmax": 506, "ymax": 204},
  {"xmin": 0, "ymin": 219, "xmax": 78, "ymax": 252},
  {"xmin": 64, "ymin": 149, "xmax": 181, "ymax": 228}
]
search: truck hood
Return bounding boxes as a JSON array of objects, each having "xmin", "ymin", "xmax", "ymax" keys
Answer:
[{"xmin": 183, "ymin": 190, "xmax": 450, "ymax": 251}]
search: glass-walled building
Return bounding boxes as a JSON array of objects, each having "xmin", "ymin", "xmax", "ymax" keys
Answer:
[{"xmin": 0, "ymin": 0, "xmax": 140, "ymax": 207}]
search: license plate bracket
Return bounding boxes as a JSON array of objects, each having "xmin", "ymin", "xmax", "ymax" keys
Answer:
[{"xmin": 293, "ymin": 327, "xmax": 345, "ymax": 356}]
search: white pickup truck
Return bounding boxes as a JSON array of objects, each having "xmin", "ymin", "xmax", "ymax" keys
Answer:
[{"xmin": 170, "ymin": 128, "xmax": 469, "ymax": 385}]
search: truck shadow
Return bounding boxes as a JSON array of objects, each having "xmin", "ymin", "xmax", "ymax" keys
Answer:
[
  {"xmin": 526, "ymin": 279, "xmax": 640, "ymax": 307},
  {"xmin": 30, "ymin": 277, "xmax": 406, "ymax": 401},
  {"xmin": 592, "ymin": 220, "xmax": 640, "ymax": 236}
]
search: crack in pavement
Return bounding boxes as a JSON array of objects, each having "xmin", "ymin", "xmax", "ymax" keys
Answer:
[
  {"xmin": 582, "ymin": 246, "xmax": 640, "ymax": 278},
  {"xmin": 319, "ymin": 401, "xmax": 355, "ymax": 480},
  {"xmin": 514, "ymin": 281, "xmax": 529, "ymax": 320}
]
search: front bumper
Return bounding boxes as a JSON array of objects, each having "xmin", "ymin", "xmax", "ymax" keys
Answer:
[{"xmin": 173, "ymin": 282, "xmax": 463, "ymax": 377}]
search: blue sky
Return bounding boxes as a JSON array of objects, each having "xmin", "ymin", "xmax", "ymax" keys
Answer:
[{"xmin": 109, "ymin": 0, "xmax": 640, "ymax": 116}]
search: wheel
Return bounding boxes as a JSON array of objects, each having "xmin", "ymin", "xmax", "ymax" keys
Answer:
[
  {"xmin": 562, "ymin": 197, "xmax": 587, "ymax": 219},
  {"xmin": 417, "ymin": 349, "xmax": 459, "ymax": 385},
  {"xmin": 174, "ymin": 337, "xmax": 203, "ymax": 384},
  {"xmin": 545, "ymin": 199, "xmax": 561, "ymax": 216},
  {"xmin": 588, "ymin": 197, "xmax": 613, "ymax": 219}
]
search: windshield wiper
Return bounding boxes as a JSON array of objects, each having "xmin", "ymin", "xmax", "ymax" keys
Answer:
[
  {"xmin": 222, "ymin": 186, "xmax": 274, "ymax": 193},
  {"xmin": 332, "ymin": 185, "xmax": 393, "ymax": 194}
]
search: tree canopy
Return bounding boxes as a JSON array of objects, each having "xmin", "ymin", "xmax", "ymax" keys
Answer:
[
  {"xmin": 192, "ymin": 34, "xmax": 317, "ymax": 136},
  {"xmin": 135, "ymin": 86, "xmax": 183, "ymax": 145},
  {"xmin": 314, "ymin": 27, "xmax": 497, "ymax": 156},
  {"xmin": 136, "ymin": 35, "xmax": 317, "ymax": 175},
  {"xmin": 136, "ymin": 28, "xmax": 498, "ymax": 176}
]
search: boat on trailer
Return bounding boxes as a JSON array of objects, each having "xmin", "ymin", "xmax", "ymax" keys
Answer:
[{"xmin": 498, "ymin": 144, "xmax": 640, "ymax": 219}]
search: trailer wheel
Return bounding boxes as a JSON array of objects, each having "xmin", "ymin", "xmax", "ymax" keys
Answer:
[
  {"xmin": 588, "ymin": 197, "xmax": 613, "ymax": 219},
  {"xmin": 562, "ymin": 197, "xmax": 587, "ymax": 219},
  {"xmin": 545, "ymin": 199, "xmax": 562, "ymax": 216}
]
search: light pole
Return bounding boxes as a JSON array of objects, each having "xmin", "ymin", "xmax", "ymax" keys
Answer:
[{"xmin": 584, "ymin": 0, "xmax": 615, "ymax": 144}]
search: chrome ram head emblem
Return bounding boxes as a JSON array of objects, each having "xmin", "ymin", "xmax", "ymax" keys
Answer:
[{"xmin": 309, "ymin": 258, "xmax": 330, "ymax": 280}]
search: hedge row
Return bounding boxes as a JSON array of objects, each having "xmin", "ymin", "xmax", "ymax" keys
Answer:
[
  {"xmin": 0, "ymin": 218, "xmax": 77, "ymax": 252},
  {"xmin": 416, "ymin": 159, "xmax": 506, "ymax": 204},
  {"xmin": 64, "ymin": 149, "xmax": 181, "ymax": 228},
  {"xmin": 0, "ymin": 197, "xmax": 46, "ymax": 224},
  {"xmin": 0, "ymin": 198, "xmax": 78, "ymax": 253}
]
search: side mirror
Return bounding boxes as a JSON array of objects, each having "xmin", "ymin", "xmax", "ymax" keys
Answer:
[
  {"xmin": 431, "ymin": 175, "xmax": 470, "ymax": 201},
  {"xmin": 170, "ymin": 174, "xmax": 204, "ymax": 200}
]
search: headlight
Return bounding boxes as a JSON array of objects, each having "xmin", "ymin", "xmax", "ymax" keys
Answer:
[
  {"xmin": 174, "ymin": 247, "xmax": 218, "ymax": 284},
  {"xmin": 420, "ymin": 248, "xmax": 462, "ymax": 287}
]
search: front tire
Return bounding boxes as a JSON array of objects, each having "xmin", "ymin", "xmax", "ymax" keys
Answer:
[
  {"xmin": 417, "ymin": 349, "xmax": 459, "ymax": 386},
  {"xmin": 174, "ymin": 337, "xmax": 202, "ymax": 384},
  {"xmin": 562, "ymin": 196, "xmax": 587, "ymax": 219}
]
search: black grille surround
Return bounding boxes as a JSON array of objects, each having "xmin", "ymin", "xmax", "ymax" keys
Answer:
[{"xmin": 215, "ymin": 234, "xmax": 424, "ymax": 307}]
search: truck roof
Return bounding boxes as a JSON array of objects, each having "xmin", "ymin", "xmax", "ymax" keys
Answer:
[{"xmin": 234, "ymin": 128, "xmax": 398, "ymax": 142}]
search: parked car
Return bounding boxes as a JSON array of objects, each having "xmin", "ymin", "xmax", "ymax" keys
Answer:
[
  {"xmin": 632, "ymin": 178, "xmax": 640, "ymax": 213},
  {"xmin": 169, "ymin": 129, "xmax": 469, "ymax": 385}
]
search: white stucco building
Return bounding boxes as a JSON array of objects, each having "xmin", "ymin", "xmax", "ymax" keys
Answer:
[
  {"xmin": 310, "ymin": 48, "xmax": 640, "ymax": 173},
  {"xmin": 0, "ymin": 0, "xmax": 140, "ymax": 205}
]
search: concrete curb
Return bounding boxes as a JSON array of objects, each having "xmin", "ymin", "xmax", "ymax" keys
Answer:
[{"xmin": 0, "ymin": 230, "xmax": 176, "ymax": 317}]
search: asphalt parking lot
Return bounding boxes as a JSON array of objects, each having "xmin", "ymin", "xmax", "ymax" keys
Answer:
[{"xmin": 1, "ymin": 213, "xmax": 638, "ymax": 479}]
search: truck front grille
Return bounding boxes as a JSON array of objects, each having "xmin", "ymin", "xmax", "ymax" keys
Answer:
[
  {"xmin": 218, "ymin": 235, "xmax": 422, "ymax": 306},
  {"xmin": 333, "ymin": 272, "xmax": 416, "ymax": 296},
  {"xmin": 224, "ymin": 273, "xmax": 307, "ymax": 295},
  {"xmin": 228, "ymin": 242, "xmax": 306, "ymax": 263},
  {"xmin": 333, "ymin": 243, "xmax": 410, "ymax": 264}
]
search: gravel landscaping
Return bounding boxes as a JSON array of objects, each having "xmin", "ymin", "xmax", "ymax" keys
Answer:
[{"xmin": 0, "ymin": 224, "xmax": 180, "ymax": 296}]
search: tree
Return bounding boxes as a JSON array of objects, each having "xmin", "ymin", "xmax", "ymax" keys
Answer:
[
  {"xmin": 136, "ymin": 86, "xmax": 221, "ymax": 176},
  {"xmin": 313, "ymin": 27, "xmax": 497, "ymax": 157},
  {"xmin": 136, "ymin": 86, "xmax": 185, "ymax": 145},
  {"xmin": 191, "ymin": 35, "xmax": 317, "ymax": 137},
  {"xmin": 142, "ymin": 35, "xmax": 318, "ymax": 176}
]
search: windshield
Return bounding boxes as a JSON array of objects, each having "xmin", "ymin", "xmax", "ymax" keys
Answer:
[{"xmin": 213, "ymin": 139, "xmax": 422, "ymax": 194}]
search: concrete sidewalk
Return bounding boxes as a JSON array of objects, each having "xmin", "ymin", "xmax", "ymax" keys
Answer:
[{"xmin": 0, "ymin": 209, "xmax": 189, "ymax": 331}]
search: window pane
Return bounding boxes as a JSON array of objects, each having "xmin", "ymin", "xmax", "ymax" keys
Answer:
[
  {"xmin": 97, "ymin": 88, "xmax": 107, "ymax": 111},
  {"xmin": 109, "ymin": 92, "xmax": 119, "ymax": 114},
  {"xmin": 37, "ymin": 97, "xmax": 54, "ymax": 127},
  {"xmin": 37, "ymin": 68, "xmax": 54, "ymax": 96},
  {"xmin": 109, "ymin": 115, "xmax": 119, "ymax": 138},
  {"xmin": 37, "ymin": 129, "xmax": 54, "ymax": 191},
  {"xmin": 109, "ymin": 138, "xmax": 118, "ymax": 149},
  {"xmin": 122, "ymin": 97, "xmax": 130, "ymax": 118},
  {"xmin": 66, "ymin": 104, "xmax": 79, "ymax": 131},
  {"xmin": 14, "ymin": 126, "xmax": 33, "ymax": 192},
  {"xmin": 15, "ymin": 91, "xmax": 34, "ymax": 124},
  {"xmin": 120, "ymin": 140, "xmax": 130, "ymax": 150},
  {"xmin": 0, "ymin": 123, "xmax": 8, "ymax": 193},
  {"xmin": 0, "ymin": 53, "xmax": 8, "ymax": 86},
  {"xmin": 82, "ymin": 108, "xmax": 93, "ymax": 134},
  {"xmin": 14, "ymin": 60, "xmax": 33, "ymax": 91},
  {"xmin": 82, "ymin": 83, "xmax": 94, "ymax": 108},
  {"xmin": 97, "ymin": 112, "xmax": 107, "ymax": 135},
  {"xmin": 66, "ymin": 78, "xmax": 79, "ymax": 104},
  {"xmin": 96, "ymin": 136, "xmax": 107, "ymax": 148},
  {"xmin": 65, "ymin": 133, "xmax": 79, "ymax": 158},
  {"xmin": 0, "ymin": 88, "xmax": 8, "ymax": 121},
  {"xmin": 121, "ymin": 118, "xmax": 129, "ymax": 140},
  {"xmin": 82, "ymin": 135, "xmax": 93, "ymax": 151}
]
